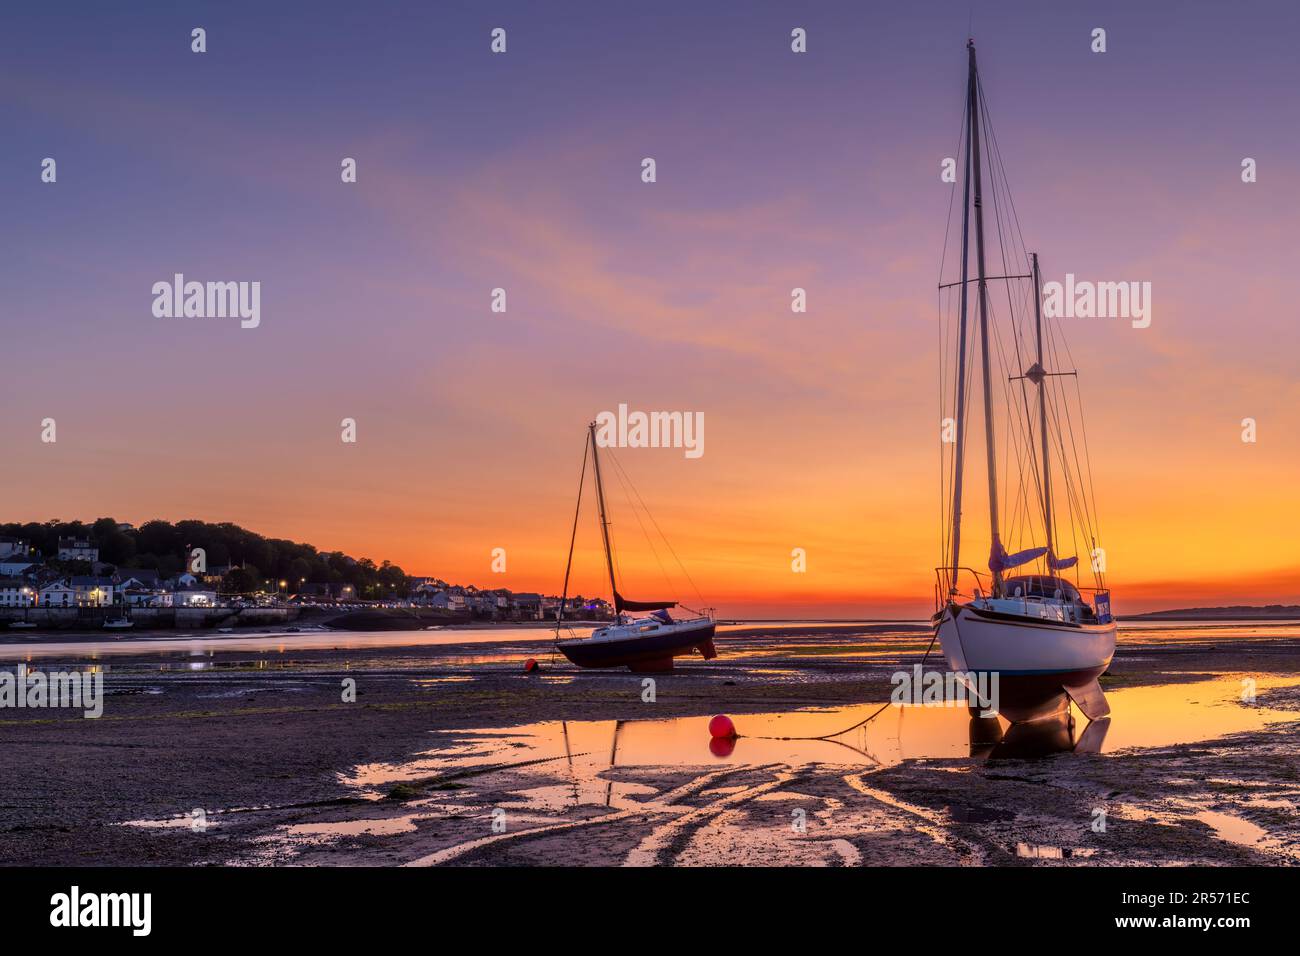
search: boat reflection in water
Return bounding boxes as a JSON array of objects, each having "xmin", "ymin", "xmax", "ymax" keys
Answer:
[{"xmin": 968, "ymin": 710, "xmax": 1110, "ymax": 761}]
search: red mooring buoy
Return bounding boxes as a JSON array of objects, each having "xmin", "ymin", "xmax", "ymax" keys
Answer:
[
  {"xmin": 708, "ymin": 713, "xmax": 736, "ymax": 739},
  {"xmin": 523, "ymin": 658, "xmax": 540, "ymax": 673},
  {"xmin": 709, "ymin": 735, "xmax": 736, "ymax": 758}
]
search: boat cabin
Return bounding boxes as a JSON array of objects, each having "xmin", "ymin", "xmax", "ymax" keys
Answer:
[
  {"xmin": 1002, "ymin": 575, "xmax": 1081, "ymax": 602},
  {"xmin": 987, "ymin": 574, "xmax": 1099, "ymax": 624}
]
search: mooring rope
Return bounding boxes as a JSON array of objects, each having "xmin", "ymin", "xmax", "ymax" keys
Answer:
[{"xmin": 740, "ymin": 626, "xmax": 942, "ymax": 743}]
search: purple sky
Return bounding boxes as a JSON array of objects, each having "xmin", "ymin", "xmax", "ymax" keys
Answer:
[{"xmin": 3, "ymin": 1, "xmax": 1298, "ymax": 614}]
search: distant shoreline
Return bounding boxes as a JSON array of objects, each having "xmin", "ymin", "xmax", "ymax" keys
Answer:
[
  {"xmin": 5, "ymin": 605, "xmax": 1298, "ymax": 643},
  {"xmin": 1121, "ymin": 606, "xmax": 1300, "ymax": 622}
]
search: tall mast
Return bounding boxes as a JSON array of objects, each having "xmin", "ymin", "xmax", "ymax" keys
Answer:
[
  {"xmin": 1031, "ymin": 252, "xmax": 1054, "ymax": 565},
  {"xmin": 967, "ymin": 39, "xmax": 1004, "ymax": 596},
  {"xmin": 588, "ymin": 422, "xmax": 619, "ymax": 607},
  {"xmin": 555, "ymin": 433, "xmax": 590, "ymax": 633},
  {"xmin": 947, "ymin": 48, "xmax": 975, "ymax": 597}
]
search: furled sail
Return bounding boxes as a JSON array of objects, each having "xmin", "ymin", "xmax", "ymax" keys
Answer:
[
  {"xmin": 1048, "ymin": 552, "xmax": 1078, "ymax": 571},
  {"xmin": 614, "ymin": 591, "xmax": 677, "ymax": 613},
  {"xmin": 989, "ymin": 543, "xmax": 1048, "ymax": 573}
]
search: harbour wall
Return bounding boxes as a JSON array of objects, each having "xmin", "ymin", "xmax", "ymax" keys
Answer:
[{"xmin": 0, "ymin": 606, "xmax": 299, "ymax": 630}]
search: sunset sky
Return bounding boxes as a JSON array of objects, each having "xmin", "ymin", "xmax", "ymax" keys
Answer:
[{"xmin": 3, "ymin": 1, "xmax": 1298, "ymax": 617}]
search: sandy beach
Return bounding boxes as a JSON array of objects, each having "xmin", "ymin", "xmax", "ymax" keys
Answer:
[{"xmin": 2, "ymin": 621, "xmax": 1298, "ymax": 867}]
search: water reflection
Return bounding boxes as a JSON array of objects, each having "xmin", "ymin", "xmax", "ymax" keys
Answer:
[
  {"xmin": 341, "ymin": 675, "xmax": 1300, "ymax": 805},
  {"xmin": 2, "ymin": 627, "xmax": 567, "ymax": 661},
  {"xmin": 974, "ymin": 714, "xmax": 1110, "ymax": 760}
]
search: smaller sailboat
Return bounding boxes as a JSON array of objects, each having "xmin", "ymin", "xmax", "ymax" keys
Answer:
[
  {"xmin": 555, "ymin": 423, "xmax": 717, "ymax": 672},
  {"xmin": 103, "ymin": 610, "xmax": 134, "ymax": 630}
]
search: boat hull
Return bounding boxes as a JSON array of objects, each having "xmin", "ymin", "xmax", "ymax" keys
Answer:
[
  {"xmin": 935, "ymin": 602, "xmax": 1115, "ymax": 722},
  {"xmin": 558, "ymin": 621, "xmax": 717, "ymax": 672}
]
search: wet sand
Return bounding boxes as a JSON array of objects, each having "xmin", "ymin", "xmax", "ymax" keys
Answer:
[{"xmin": 1, "ymin": 622, "xmax": 1298, "ymax": 866}]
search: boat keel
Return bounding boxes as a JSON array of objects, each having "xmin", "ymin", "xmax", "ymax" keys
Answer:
[{"xmin": 1063, "ymin": 676, "xmax": 1111, "ymax": 720}]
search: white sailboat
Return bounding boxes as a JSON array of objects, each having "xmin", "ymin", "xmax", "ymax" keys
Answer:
[{"xmin": 934, "ymin": 41, "xmax": 1115, "ymax": 723}]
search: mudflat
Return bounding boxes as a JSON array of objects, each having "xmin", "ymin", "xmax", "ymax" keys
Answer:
[{"xmin": 1, "ymin": 622, "xmax": 1298, "ymax": 866}]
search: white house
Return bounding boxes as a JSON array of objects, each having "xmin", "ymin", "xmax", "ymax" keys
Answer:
[
  {"xmin": 39, "ymin": 581, "xmax": 77, "ymax": 607},
  {"xmin": 114, "ymin": 571, "xmax": 169, "ymax": 607},
  {"xmin": 0, "ymin": 579, "xmax": 36, "ymax": 607},
  {"xmin": 57, "ymin": 537, "xmax": 99, "ymax": 562},
  {"xmin": 113, "ymin": 568, "xmax": 162, "ymax": 589},
  {"xmin": 122, "ymin": 587, "xmax": 172, "ymax": 608},
  {"xmin": 469, "ymin": 591, "xmax": 506, "ymax": 615},
  {"xmin": 0, "ymin": 537, "xmax": 30, "ymax": 560},
  {"xmin": 174, "ymin": 586, "xmax": 217, "ymax": 607},
  {"xmin": 0, "ymin": 559, "xmax": 38, "ymax": 577},
  {"xmin": 68, "ymin": 576, "xmax": 114, "ymax": 607},
  {"xmin": 415, "ymin": 587, "xmax": 466, "ymax": 612}
]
